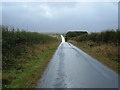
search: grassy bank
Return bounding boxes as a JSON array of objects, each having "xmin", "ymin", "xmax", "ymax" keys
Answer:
[
  {"xmin": 2, "ymin": 26, "xmax": 61, "ymax": 88},
  {"xmin": 3, "ymin": 41, "xmax": 60, "ymax": 88},
  {"xmin": 66, "ymin": 30, "xmax": 119, "ymax": 73},
  {"xmin": 69, "ymin": 40, "xmax": 119, "ymax": 73},
  {"xmin": 2, "ymin": 26, "xmax": 58, "ymax": 70}
]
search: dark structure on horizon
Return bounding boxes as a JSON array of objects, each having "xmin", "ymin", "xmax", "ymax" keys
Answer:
[{"xmin": 65, "ymin": 31, "xmax": 88, "ymax": 41}]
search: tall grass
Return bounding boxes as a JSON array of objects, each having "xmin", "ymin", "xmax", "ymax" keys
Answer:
[
  {"xmin": 3, "ymin": 42, "xmax": 60, "ymax": 88},
  {"xmin": 67, "ymin": 30, "xmax": 119, "ymax": 72},
  {"xmin": 2, "ymin": 25, "xmax": 58, "ymax": 70},
  {"xmin": 69, "ymin": 30, "xmax": 119, "ymax": 45}
]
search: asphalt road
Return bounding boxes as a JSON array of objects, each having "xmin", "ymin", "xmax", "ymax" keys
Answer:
[{"xmin": 38, "ymin": 35, "xmax": 118, "ymax": 88}]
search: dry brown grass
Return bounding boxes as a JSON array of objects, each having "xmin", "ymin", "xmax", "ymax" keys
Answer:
[
  {"xmin": 92, "ymin": 44, "xmax": 118, "ymax": 62},
  {"xmin": 69, "ymin": 40, "xmax": 119, "ymax": 73}
]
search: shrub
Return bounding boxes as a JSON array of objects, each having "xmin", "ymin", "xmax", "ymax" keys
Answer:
[{"xmin": 2, "ymin": 25, "xmax": 58, "ymax": 70}]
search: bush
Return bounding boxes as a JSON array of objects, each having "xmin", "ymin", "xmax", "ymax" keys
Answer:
[
  {"xmin": 65, "ymin": 31, "xmax": 88, "ymax": 41},
  {"xmin": 68, "ymin": 30, "xmax": 119, "ymax": 45},
  {"xmin": 2, "ymin": 25, "xmax": 58, "ymax": 70}
]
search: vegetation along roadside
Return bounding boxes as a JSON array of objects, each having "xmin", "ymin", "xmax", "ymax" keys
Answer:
[
  {"xmin": 66, "ymin": 30, "xmax": 120, "ymax": 73},
  {"xmin": 2, "ymin": 26, "xmax": 61, "ymax": 88}
]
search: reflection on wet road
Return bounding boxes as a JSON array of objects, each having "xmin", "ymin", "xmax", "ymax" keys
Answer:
[{"xmin": 38, "ymin": 35, "xmax": 118, "ymax": 88}]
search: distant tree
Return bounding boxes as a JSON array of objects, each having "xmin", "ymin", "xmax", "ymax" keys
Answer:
[
  {"xmin": 65, "ymin": 31, "xmax": 88, "ymax": 41},
  {"xmin": 66, "ymin": 30, "xmax": 119, "ymax": 45}
]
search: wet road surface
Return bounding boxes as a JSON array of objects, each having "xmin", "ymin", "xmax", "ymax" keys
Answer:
[{"xmin": 38, "ymin": 35, "xmax": 118, "ymax": 88}]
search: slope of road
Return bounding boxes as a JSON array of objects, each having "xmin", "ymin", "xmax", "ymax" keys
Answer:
[{"xmin": 37, "ymin": 35, "xmax": 118, "ymax": 88}]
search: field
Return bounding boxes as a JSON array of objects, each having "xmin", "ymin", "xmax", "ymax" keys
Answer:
[{"xmin": 2, "ymin": 26, "xmax": 61, "ymax": 88}]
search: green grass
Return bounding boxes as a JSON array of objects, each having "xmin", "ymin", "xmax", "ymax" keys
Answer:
[
  {"xmin": 3, "ymin": 41, "xmax": 60, "ymax": 88},
  {"xmin": 2, "ymin": 26, "xmax": 61, "ymax": 88},
  {"xmin": 1, "ymin": 25, "xmax": 61, "ymax": 88},
  {"xmin": 69, "ymin": 40, "xmax": 119, "ymax": 73}
]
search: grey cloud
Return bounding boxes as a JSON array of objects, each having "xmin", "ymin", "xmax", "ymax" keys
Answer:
[{"xmin": 2, "ymin": 2, "xmax": 118, "ymax": 33}]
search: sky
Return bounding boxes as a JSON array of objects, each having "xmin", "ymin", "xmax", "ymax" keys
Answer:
[
  {"xmin": 2, "ymin": 0, "xmax": 120, "ymax": 2},
  {"xmin": 1, "ymin": 2, "xmax": 118, "ymax": 33}
]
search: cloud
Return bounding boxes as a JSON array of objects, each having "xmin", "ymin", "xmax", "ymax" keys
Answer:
[
  {"xmin": 2, "ymin": 2, "xmax": 118, "ymax": 33},
  {"xmin": 2, "ymin": 0, "xmax": 120, "ymax": 2}
]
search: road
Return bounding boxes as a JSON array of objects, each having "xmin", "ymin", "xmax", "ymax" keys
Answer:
[{"xmin": 38, "ymin": 35, "xmax": 118, "ymax": 88}]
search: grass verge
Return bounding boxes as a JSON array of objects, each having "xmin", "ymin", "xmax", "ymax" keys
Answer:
[
  {"xmin": 3, "ymin": 41, "xmax": 60, "ymax": 88},
  {"xmin": 68, "ymin": 40, "xmax": 119, "ymax": 74}
]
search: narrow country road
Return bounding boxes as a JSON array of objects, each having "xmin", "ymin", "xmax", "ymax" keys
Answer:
[{"xmin": 38, "ymin": 35, "xmax": 118, "ymax": 88}]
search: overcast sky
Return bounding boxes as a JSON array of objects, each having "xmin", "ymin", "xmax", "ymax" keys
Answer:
[{"xmin": 2, "ymin": 2, "xmax": 118, "ymax": 33}]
